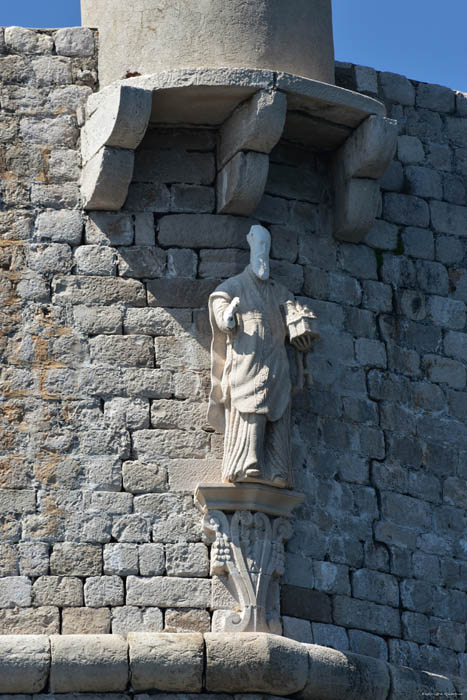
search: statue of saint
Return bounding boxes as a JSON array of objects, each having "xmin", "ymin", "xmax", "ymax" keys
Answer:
[{"xmin": 207, "ymin": 225, "xmax": 317, "ymax": 488}]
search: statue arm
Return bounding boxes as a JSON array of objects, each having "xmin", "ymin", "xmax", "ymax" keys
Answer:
[{"xmin": 211, "ymin": 295, "xmax": 240, "ymax": 333}]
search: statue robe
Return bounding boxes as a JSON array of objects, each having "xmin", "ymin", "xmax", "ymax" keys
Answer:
[{"xmin": 208, "ymin": 265, "xmax": 293, "ymax": 486}]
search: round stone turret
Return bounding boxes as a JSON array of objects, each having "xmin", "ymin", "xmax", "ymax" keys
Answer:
[{"xmin": 81, "ymin": 0, "xmax": 335, "ymax": 87}]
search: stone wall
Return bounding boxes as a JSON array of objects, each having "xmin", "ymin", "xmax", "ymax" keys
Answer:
[{"xmin": 0, "ymin": 28, "xmax": 466, "ymax": 681}]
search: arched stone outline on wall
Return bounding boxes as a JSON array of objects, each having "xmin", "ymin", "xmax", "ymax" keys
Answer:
[{"xmin": 80, "ymin": 68, "xmax": 398, "ymax": 242}]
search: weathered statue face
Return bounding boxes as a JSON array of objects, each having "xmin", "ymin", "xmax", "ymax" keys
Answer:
[{"xmin": 247, "ymin": 225, "xmax": 271, "ymax": 280}]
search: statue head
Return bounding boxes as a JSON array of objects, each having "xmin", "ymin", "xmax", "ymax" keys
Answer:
[{"xmin": 247, "ymin": 225, "xmax": 271, "ymax": 280}]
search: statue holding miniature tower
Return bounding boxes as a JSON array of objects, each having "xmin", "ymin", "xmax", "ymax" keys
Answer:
[{"xmin": 207, "ymin": 225, "xmax": 318, "ymax": 489}]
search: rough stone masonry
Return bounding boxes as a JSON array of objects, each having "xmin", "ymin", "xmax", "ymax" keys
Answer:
[{"xmin": 0, "ymin": 23, "xmax": 466, "ymax": 685}]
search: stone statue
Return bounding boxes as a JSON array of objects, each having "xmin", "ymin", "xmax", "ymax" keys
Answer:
[{"xmin": 207, "ymin": 225, "xmax": 318, "ymax": 489}]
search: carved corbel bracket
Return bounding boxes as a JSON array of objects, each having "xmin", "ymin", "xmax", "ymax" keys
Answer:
[
  {"xmin": 332, "ymin": 114, "xmax": 398, "ymax": 242},
  {"xmin": 81, "ymin": 85, "xmax": 152, "ymax": 210},
  {"xmin": 195, "ymin": 483, "xmax": 303, "ymax": 634},
  {"xmin": 216, "ymin": 90, "xmax": 287, "ymax": 215}
]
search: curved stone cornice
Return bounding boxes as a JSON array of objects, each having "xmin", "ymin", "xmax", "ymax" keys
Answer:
[
  {"xmin": 0, "ymin": 632, "xmax": 465, "ymax": 698},
  {"xmin": 80, "ymin": 66, "xmax": 396, "ymax": 241}
]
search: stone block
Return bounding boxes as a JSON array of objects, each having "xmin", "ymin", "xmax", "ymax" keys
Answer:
[
  {"xmin": 348, "ymin": 629, "xmax": 388, "ymax": 660},
  {"xmin": 388, "ymin": 664, "xmax": 456, "ymax": 700},
  {"xmin": 61, "ymin": 607, "xmax": 111, "ymax": 635},
  {"xmin": 124, "ymin": 182, "xmax": 171, "ymax": 212},
  {"xmin": 423, "ymin": 355, "xmax": 466, "ymax": 390},
  {"xmin": 0, "ymin": 635, "xmax": 49, "ymax": 694},
  {"xmin": 432, "ymin": 200, "xmax": 467, "ymax": 236},
  {"xmin": 401, "ymin": 226, "xmax": 434, "ymax": 260},
  {"xmin": 32, "ymin": 576, "xmax": 83, "ymax": 607},
  {"xmin": 82, "ymin": 146, "xmax": 135, "ymax": 211},
  {"xmin": 206, "ymin": 632, "xmax": 308, "ymax": 695},
  {"xmin": 445, "ymin": 330, "xmax": 467, "ymax": 362},
  {"xmin": 312, "ymin": 561, "xmax": 350, "ymax": 596},
  {"xmin": 300, "ymin": 644, "xmax": 390, "ymax": 700},
  {"xmin": 167, "ymin": 248, "xmax": 198, "ymax": 278},
  {"xmin": 362, "ymin": 280, "xmax": 393, "ymax": 313},
  {"xmin": 73, "ymin": 305, "xmax": 123, "ymax": 335},
  {"xmin": 112, "ymin": 607, "xmax": 163, "ymax": 636},
  {"xmin": 104, "ymin": 397, "xmax": 150, "ymax": 431},
  {"xmin": 333, "ymin": 596, "xmax": 401, "ymax": 636},
  {"xmin": 406, "ymin": 165, "xmax": 443, "ymax": 200},
  {"xmin": 355, "ymin": 338, "xmax": 387, "ymax": 368},
  {"xmin": 417, "ymin": 83, "xmax": 455, "ymax": 112},
  {"xmin": 147, "ymin": 278, "xmax": 219, "ymax": 308},
  {"xmin": 133, "ymin": 212, "xmax": 155, "ymax": 245},
  {"xmin": 139, "ymin": 543, "xmax": 165, "ymax": 576},
  {"xmin": 50, "ymin": 543, "xmax": 102, "ymax": 576},
  {"xmin": 328, "ymin": 272, "xmax": 362, "ymax": 306},
  {"xmin": 355, "ymin": 65, "xmax": 378, "ymax": 94},
  {"xmin": 218, "ymin": 90, "xmax": 286, "ymax": 168},
  {"xmin": 84, "ymin": 576, "xmax": 124, "ymax": 607},
  {"xmin": 443, "ymin": 172, "xmax": 466, "ymax": 205},
  {"xmin": 132, "ymin": 429, "xmax": 210, "ymax": 461},
  {"xmin": 352, "ymin": 569, "xmax": 399, "ymax": 607},
  {"xmin": 397, "ymin": 135, "xmax": 424, "ymax": 164},
  {"xmin": 31, "ymin": 56, "xmax": 73, "ymax": 88},
  {"xmin": 171, "ymin": 184, "xmax": 215, "ymax": 214},
  {"xmin": 129, "ymin": 632, "xmax": 204, "ymax": 692},
  {"xmin": 27, "ymin": 243, "xmax": 72, "ymax": 275},
  {"xmin": 122, "ymin": 461, "xmax": 167, "ymax": 494},
  {"xmin": 134, "ymin": 149, "xmax": 215, "ymax": 185},
  {"xmin": 158, "ymin": 214, "xmax": 252, "ymax": 249},
  {"xmin": 281, "ymin": 585, "xmax": 332, "ymax": 623},
  {"xmin": 104, "ymin": 544, "xmax": 138, "ymax": 576},
  {"xmin": 90, "ymin": 335, "xmax": 154, "ymax": 368},
  {"xmin": 35, "ymin": 210, "xmax": 83, "ymax": 244},
  {"xmin": 49, "ymin": 635, "xmax": 128, "ymax": 692},
  {"xmin": 55, "ymin": 27, "xmax": 95, "ymax": 57},
  {"xmin": 0, "ymin": 607, "xmax": 59, "ymax": 635},
  {"xmin": 165, "ymin": 608, "xmax": 211, "ymax": 633},
  {"xmin": 127, "ymin": 576, "xmax": 210, "ymax": 608},
  {"xmin": 18, "ymin": 543, "xmax": 49, "ymax": 577},
  {"xmin": 311, "ymin": 623, "xmax": 349, "ymax": 651},
  {"xmin": 217, "ymin": 151, "xmax": 269, "ymax": 215},
  {"xmin": 199, "ymin": 247, "xmax": 249, "ymax": 279},
  {"xmin": 165, "ymin": 543, "xmax": 209, "ymax": 578},
  {"xmin": 282, "ymin": 616, "xmax": 313, "ymax": 644},
  {"xmin": 166, "ymin": 458, "xmax": 222, "ymax": 491},
  {"xmin": 74, "ymin": 244, "xmax": 116, "ymax": 275},
  {"xmin": 0, "ymin": 577, "xmax": 31, "ymax": 609},
  {"xmin": 380, "ymin": 72, "xmax": 415, "ymax": 105},
  {"xmin": 53, "ymin": 275, "xmax": 145, "ymax": 306},
  {"xmin": 117, "ymin": 246, "xmax": 166, "ymax": 279},
  {"xmin": 383, "ymin": 193, "xmax": 429, "ymax": 227},
  {"xmin": 124, "ymin": 307, "xmax": 191, "ymax": 337},
  {"xmin": 111, "ymin": 514, "xmax": 151, "ymax": 543},
  {"xmin": 5, "ymin": 26, "xmax": 53, "ymax": 54},
  {"xmin": 85, "ymin": 212, "xmax": 134, "ymax": 245}
]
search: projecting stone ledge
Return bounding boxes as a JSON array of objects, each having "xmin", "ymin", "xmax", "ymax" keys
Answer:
[
  {"xmin": 80, "ymin": 66, "xmax": 391, "ymax": 230},
  {"xmin": 0, "ymin": 632, "xmax": 465, "ymax": 698}
]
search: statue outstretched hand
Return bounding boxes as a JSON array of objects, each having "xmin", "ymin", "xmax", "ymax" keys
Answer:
[{"xmin": 223, "ymin": 296, "xmax": 240, "ymax": 330}]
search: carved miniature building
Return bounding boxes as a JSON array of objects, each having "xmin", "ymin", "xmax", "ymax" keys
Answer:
[{"xmin": 0, "ymin": 1, "xmax": 466, "ymax": 697}]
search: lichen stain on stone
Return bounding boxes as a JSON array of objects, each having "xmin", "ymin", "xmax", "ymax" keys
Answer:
[{"xmin": 36, "ymin": 146, "xmax": 51, "ymax": 184}]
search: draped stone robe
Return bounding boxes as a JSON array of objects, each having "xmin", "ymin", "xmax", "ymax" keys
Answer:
[{"xmin": 208, "ymin": 265, "xmax": 294, "ymax": 487}]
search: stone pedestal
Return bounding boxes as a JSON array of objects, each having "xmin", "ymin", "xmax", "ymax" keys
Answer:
[{"xmin": 195, "ymin": 483, "xmax": 303, "ymax": 633}]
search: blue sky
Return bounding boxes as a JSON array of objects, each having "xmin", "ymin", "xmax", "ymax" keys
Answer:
[{"xmin": 1, "ymin": 0, "xmax": 466, "ymax": 93}]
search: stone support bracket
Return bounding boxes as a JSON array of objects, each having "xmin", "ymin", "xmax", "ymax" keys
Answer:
[
  {"xmin": 0, "ymin": 632, "xmax": 464, "ymax": 699},
  {"xmin": 81, "ymin": 85, "xmax": 152, "ymax": 210},
  {"xmin": 332, "ymin": 114, "xmax": 398, "ymax": 242},
  {"xmin": 79, "ymin": 69, "xmax": 396, "ymax": 235},
  {"xmin": 216, "ymin": 90, "xmax": 287, "ymax": 215},
  {"xmin": 195, "ymin": 483, "xmax": 303, "ymax": 634}
]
